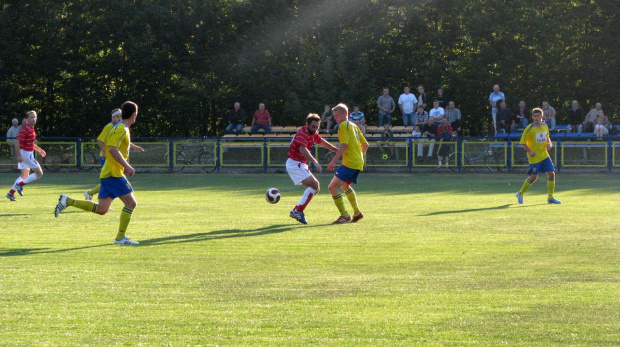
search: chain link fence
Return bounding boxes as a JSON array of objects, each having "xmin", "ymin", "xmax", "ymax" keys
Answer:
[{"xmin": 1, "ymin": 137, "xmax": 620, "ymax": 172}]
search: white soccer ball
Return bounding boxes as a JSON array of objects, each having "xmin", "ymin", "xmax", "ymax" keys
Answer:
[{"xmin": 265, "ymin": 188, "xmax": 281, "ymax": 204}]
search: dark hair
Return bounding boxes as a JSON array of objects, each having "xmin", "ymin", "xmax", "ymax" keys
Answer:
[
  {"xmin": 121, "ymin": 101, "xmax": 138, "ymax": 119},
  {"xmin": 306, "ymin": 113, "xmax": 321, "ymax": 125}
]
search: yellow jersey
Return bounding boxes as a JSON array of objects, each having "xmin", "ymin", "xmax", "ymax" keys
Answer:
[
  {"xmin": 519, "ymin": 123, "xmax": 550, "ymax": 164},
  {"xmin": 100, "ymin": 122, "xmax": 130, "ymax": 178},
  {"xmin": 96, "ymin": 122, "xmax": 115, "ymax": 157},
  {"xmin": 337, "ymin": 120, "xmax": 367, "ymax": 170}
]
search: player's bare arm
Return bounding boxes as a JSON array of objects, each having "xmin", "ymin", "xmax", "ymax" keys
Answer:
[
  {"xmin": 14, "ymin": 141, "xmax": 22, "ymax": 162},
  {"xmin": 299, "ymin": 146, "xmax": 321, "ymax": 173},
  {"xmin": 33, "ymin": 144, "xmax": 46, "ymax": 157},
  {"xmin": 328, "ymin": 143, "xmax": 348, "ymax": 171},
  {"xmin": 522, "ymin": 143, "xmax": 535, "ymax": 157},
  {"xmin": 109, "ymin": 146, "xmax": 136, "ymax": 176},
  {"xmin": 320, "ymin": 139, "xmax": 338, "ymax": 153},
  {"xmin": 130, "ymin": 143, "xmax": 145, "ymax": 152},
  {"xmin": 97, "ymin": 140, "xmax": 107, "ymax": 160}
]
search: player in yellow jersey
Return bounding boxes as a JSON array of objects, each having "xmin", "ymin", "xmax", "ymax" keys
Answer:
[
  {"xmin": 55, "ymin": 101, "xmax": 142, "ymax": 245},
  {"xmin": 84, "ymin": 108, "xmax": 143, "ymax": 200},
  {"xmin": 515, "ymin": 108, "xmax": 561, "ymax": 205},
  {"xmin": 327, "ymin": 103, "xmax": 369, "ymax": 223}
]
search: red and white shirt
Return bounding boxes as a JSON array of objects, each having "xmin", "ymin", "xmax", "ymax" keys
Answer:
[
  {"xmin": 287, "ymin": 126, "xmax": 322, "ymax": 163},
  {"xmin": 17, "ymin": 123, "xmax": 36, "ymax": 152}
]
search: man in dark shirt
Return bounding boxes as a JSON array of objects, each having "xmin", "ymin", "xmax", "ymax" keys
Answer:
[
  {"xmin": 496, "ymin": 101, "xmax": 514, "ymax": 133},
  {"xmin": 566, "ymin": 100, "xmax": 583, "ymax": 133},
  {"xmin": 226, "ymin": 102, "xmax": 245, "ymax": 134}
]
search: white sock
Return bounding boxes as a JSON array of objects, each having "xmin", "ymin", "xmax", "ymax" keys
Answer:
[
  {"xmin": 22, "ymin": 173, "xmax": 38, "ymax": 185},
  {"xmin": 296, "ymin": 187, "xmax": 317, "ymax": 211}
]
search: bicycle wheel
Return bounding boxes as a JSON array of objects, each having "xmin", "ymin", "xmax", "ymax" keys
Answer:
[
  {"xmin": 42, "ymin": 155, "xmax": 62, "ymax": 172},
  {"xmin": 483, "ymin": 154, "xmax": 503, "ymax": 172},
  {"xmin": 82, "ymin": 152, "xmax": 100, "ymax": 171},
  {"xmin": 196, "ymin": 150, "xmax": 217, "ymax": 172},
  {"xmin": 172, "ymin": 150, "xmax": 188, "ymax": 172}
]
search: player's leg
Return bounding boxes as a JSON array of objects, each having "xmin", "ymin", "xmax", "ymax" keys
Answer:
[
  {"xmin": 516, "ymin": 172, "xmax": 538, "ymax": 205},
  {"xmin": 295, "ymin": 175, "xmax": 319, "ymax": 212},
  {"xmin": 342, "ymin": 182, "xmax": 363, "ymax": 222},
  {"xmin": 85, "ymin": 184, "xmax": 100, "ymax": 201},
  {"xmin": 328, "ymin": 175, "xmax": 349, "ymax": 223},
  {"xmin": 546, "ymin": 171, "xmax": 561, "ymax": 204},
  {"xmin": 115, "ymin": 192, "xmax": 138, "ymax": 244},
  {"xmin": 286, "ymin": 159, "xmax": 314, "ymax": 224}
]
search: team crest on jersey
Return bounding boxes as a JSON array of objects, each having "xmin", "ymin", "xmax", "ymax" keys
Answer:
[{"xmin": 536, "ymin": 131, "xmax": 546, "ymax": 143}]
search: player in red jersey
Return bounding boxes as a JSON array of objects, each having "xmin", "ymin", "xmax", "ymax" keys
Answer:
[
  {"xmin": 6, "ymin": 111, "xmax": 47, "ymax": 201},
  {"xmin": 286, "ymin": 113, "xmax": 338, "ymax": 224}
]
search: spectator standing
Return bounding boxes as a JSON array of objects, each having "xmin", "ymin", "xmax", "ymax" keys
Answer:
[
  {"xmin": 488, "ymin": 84, "xmax": 506, "ymax": 135},
  {"xmin": 566, "ymin": 100, "xmax": 584, "ymax": 133},
  {"xmin": 398, "ymin": 86, "xmax": 417, "ymax": 127},
  {"xmin": 349, "ymin": 104, "xmax": 366, "ymax": 134},
  {"xmin": 225, "ymin": 102, "xmax": 246, "ymax": 134},
  {"xmin": 583, "ymin": 103, "xmax": 603, "ymax": 133},
  {"xmin": 250, "ymin": 103, "xmax": 272, "ymax": 135},
  {"xmin": 417, "ymin": 85, "xmax": 428, "ymax": 110},
  {"xmin": 541, "ymin": 101, "xmax": 557, "ymax": 131},
  {"xmin": 6, "ymin": 118, "xmax": 20, "ymax": 162},
  {"xmin": 594, "ymin": 111, "xmax": 609, "ymax": 138},
  {"xmin": 514, "ymin": 101, "xmax": 529, "ymax": 129},
  {"xmin": 444, "ymin": 101, "xmax": 461, "ymax": 132},
  {"xmin": 377, "ymin": 87, "xmax": 395, "ymax": 127},
  {"xmin": 496, "ymin": 101, "xmax": 515, "ymax": 133},
  {"xmin": 435, "ymin": 88, "xmax": 448, "ymax": 109},
  {"xmin": 320, "ymin": 105, "xmax": 334, "ymax": 133}
]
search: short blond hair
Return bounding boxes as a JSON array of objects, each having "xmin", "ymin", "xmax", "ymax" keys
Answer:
[{"xmin": 332, "ymin": 103, "xmax": 349, "ymax": 116}]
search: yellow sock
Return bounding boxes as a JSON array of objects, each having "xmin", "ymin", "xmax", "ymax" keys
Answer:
[
  {"xmin": 67, "ymin": 197, "xmax": 98, "ymax": 213},
  {"xmin": 116, "ymin": 207, "xmax": 133, "ymax": 241},
  {"xmin": 344, "ymin": 188, "xmax": 360, "ymax": 215},
  {"xmin": 332, "ymin": 193, "xmax": 349, "ymax": 217},
  {"xmin": 88, "ymin": 184, "xmax": 100, "ymax": 196},
  {"xmin": 519, "ymin": 179, "xmax": 532, "ymax": 195},
  {"xmin": 547, "ymin": 179, "xmax": 555, "ymax": 199}
]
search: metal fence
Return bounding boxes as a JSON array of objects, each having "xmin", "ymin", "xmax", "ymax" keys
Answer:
[{"xmin": 1, "ymin": 136, "xmax": 619, "ymax": 172}]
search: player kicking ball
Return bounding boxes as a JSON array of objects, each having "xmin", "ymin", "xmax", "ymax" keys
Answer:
[
  {"xmin": 287, "ymin": 113, "xmax": 338, "ymax": 224},
  {"xmin": 327, "ymin": 103, "xmax": 369, "ymax": 223},
  {"xmin": 55, "ymin": 101, "xmax": 141, "ymax": 245},
  {"xmin": 515, "ymin": 107, "xmax": 562, "ymax": 205}
]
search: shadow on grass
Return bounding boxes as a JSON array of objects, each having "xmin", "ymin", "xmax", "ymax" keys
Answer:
[
  {"xmin": 0, "ymin": 214, "xmax": 31, "ymax": 217},
  {"xmin": 420, "ymin": 203, "xmax": 543, "ymax": 216},
  {"xmin": 0, "ymin": 244, "xmax": 109, "ymax": 257},
  {"xmin": 140, "ymin": 223, "xmax": 317, "ymax": 246}
]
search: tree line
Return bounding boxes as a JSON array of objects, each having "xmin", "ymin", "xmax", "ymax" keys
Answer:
[{"xmin": 0, "ymin": 0, "xmax": 617, "ymax": 138}]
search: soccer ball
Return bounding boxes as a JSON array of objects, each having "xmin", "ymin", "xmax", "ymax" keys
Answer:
[{"xmin": 265, "ymin": 188, "xmax": 281, "ymax": 204}]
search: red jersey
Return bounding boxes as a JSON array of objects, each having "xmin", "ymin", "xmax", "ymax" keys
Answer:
[
  {"xmin": 287, "ymin": 126, "xmax": 323, "ymax": 163},
  {"xmin": 253, "ymin": 110, "xmax": 271, "ymax": 125},
  {"xmin": 17, "ymin": 123, "xmax": 36, "ymax": 151}
]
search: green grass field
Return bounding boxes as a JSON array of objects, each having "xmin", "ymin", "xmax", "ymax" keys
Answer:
[{"xmin": 1, "ymin": 171, "xmax": 618, "ymax": 346}]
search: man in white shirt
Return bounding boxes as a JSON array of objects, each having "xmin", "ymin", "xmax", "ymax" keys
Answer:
[
  {"xmin": 429, "ymin": 100, "xmax": 445, "ymax": 125},
  {"xmin": 398, "ymin": 86, "xmax": 417, "ymax": 127},
  {"xmin": 488, "ymin": 84, "xmax": 506, "ymax": 135}
]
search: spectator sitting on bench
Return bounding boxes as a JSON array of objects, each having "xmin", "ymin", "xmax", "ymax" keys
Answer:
[
  {"xmin": 349, "ymin": 104, "xmax": 366, "ymax": 134},
  {"xmin": 566, "ymin": 100, "xmax": 583, "ymax": 133},
  {"xmin": 378, "ymin": 124, "xmax": 395, "ymax": 159},
  {"xmin": 320, "ymin": 105, "xmax": 334, "ymax": 134},
  {"xmin": 444, "ymin": 101, "xmax": 462, "ymax": 133},
  {"xmin": 583, "ymin": 103, "xmax": 603, "ymax": 133},
  {"xmin": 594, "ymin": 111, "xmax": 609, "ymax": 139},
  {"xmin": 225, "ymin": 102, "xmax": 245, "ymax": 134},
  {"xmin": 250, "ymin": 103, "xmax": 272, "ymax": 134}
]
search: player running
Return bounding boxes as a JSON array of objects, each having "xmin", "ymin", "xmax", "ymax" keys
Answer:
[
  {"xmin": 84, "ymin": 108, "xmax": 143, "ymax": 200},
  {"xmin": 327, "ymin": 103, "xmax": 369, "ymax": 223},
  {"xmin": 6, "ymin": 111, "xmax": 46, "ymax": 201},
  {"xmin": 515, "ymin": 107, "xmax": 562, "ymax": 205},
  {"xmin": 287, "ymin": 113, "xmax": 338, "ymax": 224},
  {"xmin": 55, "ymin": 101, "xmax": 142, "ymax": 245}
]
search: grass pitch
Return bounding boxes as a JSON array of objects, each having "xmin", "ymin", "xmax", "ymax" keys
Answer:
[{"xmin": 1, "ymin": 171, "xmax": 618, "ymax": 346}]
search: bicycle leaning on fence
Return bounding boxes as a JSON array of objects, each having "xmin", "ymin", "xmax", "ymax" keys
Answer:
[
  {"xmin": 41, "ymin": 144, "xmax": 98, "ymax": 172},
  {"xmin": 164, "ymin": 142, "xmax": 217, "ymax": 172},
  {"xmin": 448, "ymin": 140, "xmax": 506, "ymax": 172}
]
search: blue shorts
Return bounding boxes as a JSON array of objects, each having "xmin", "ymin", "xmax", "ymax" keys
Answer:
[
  {"xmin": 527, "ymin": 157, "xmax": 555, "ymax": 175},
  {"xmin": 335, "ymin": 165, "xmax": 360, "ymax": 184},
  {"xmin": 99, "ymin": 177, "xmax": 133, "ymax": 200},
  {"xmin": 99, "ymin": 156, "xmax": 105, "ymax": 167}
]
